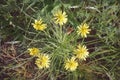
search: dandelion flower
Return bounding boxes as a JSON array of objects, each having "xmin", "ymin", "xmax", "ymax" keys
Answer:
[
  {"xmin": 35, "ymin": 54, "xmax": 50, "ymax": 69},
  {"xmin": 74, "ymin": 45, "xmax": 89, "ymax": 60},
  {"xmin": 65, "ymin": 57, "xmax": 78, "ymax": 71},
  {"xmin": 28, "ymin": 48, "xmax": 39, "ymax": 56},
  {"xmin": 77, "ymin": 23, "xmax": 91, "ymax": 38},
  {"xmin": 32, "ymin": 19, "xmax": 47, "ymax": 31},
  {"xmin": 53, "ymin": 10, "xmax": 67, "ymax": 26}
]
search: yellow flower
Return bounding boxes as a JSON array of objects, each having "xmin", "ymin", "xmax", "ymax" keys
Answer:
[
  {"xmin": 28, "ymin": 48, "xmax": 39, "ymax": 56},
  {"xmin": 74, "ymin": 45, "xmax": 89, "ymax": 60},
  {"xmin": 35, "ymin": 54, "xmax": 50, "ymax": 69},
  {"xmin": 32, "ymin": 19, "xmax": 47, "ymax": 31},
  {"xmin": 53, "ymin": 10, "xmax": 67, "ymax": 26},
  {"xmin": 77, "ymin": 23, "xmax": 91, "ymax": 38},
  {"xmin": 65, "ymin": 57, "xmax": 78, "ymax": 71}
]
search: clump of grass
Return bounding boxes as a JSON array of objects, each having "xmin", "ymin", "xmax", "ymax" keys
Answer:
[{"xmin": 0, "ymin": 0, "xmax": 120, "ymax": 80}]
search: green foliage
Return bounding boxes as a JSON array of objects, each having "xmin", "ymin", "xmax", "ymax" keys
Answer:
[{"xmin": 0, "ymin": 0, "xmax": 120, "ymax": 80}]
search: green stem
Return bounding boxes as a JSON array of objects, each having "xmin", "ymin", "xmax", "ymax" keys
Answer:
[{"xmin": 27, "ymin": 31, "xmax": 40, "ymax": 47}]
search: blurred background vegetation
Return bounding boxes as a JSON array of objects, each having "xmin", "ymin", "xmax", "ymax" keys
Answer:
[{"xmin": 0, "ymin": 0, "xmax": 120, "ymax": 80}]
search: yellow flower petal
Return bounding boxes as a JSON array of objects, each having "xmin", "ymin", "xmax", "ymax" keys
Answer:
[
  {"xmin": 65, "ymin": 57, "xmax": 78, "ymax": 71},
  {"xmin": 28, "ymin": 48, "xmax": 40, "ymax": 56},
  {"xmin": 77, "ymin": 23, "xmax": 91, "ymax": 38},
  {"xmin": 74, "ymin": 45, "xmax": 89, "ymax": 60},
  {"xmin": 53, "ymin": 10, "xmax": 68, "ymax": 26},
  {"xmin": 35, "ymin": 54, "xmax": 50, "ymax": 69},
  {"xmin": 32, "ymin": 19, "xmax": 47, "ymax": 31}
]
